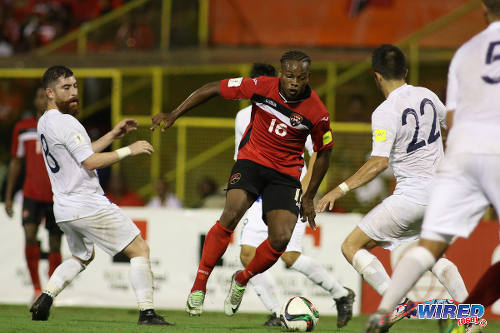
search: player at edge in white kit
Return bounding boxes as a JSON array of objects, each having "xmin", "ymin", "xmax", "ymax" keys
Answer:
[
  {"xmin": 30, "ymin": 65, "xmax": 172, "ymax": 326},
  {"xmin": 364, "ymin": 1, "xmax": 500, "ymax": 332},
  {"xmin": 235, "ymin": 63, "xmax": 354, "ymax": 328},
  {"xmin": 317, "ymin": 45, "xmax": 468, "ymax": 329}
]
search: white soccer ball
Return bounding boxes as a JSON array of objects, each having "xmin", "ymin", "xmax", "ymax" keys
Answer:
[{"xmin": 280, "ymin": 296, "xmax": 320, "ymax": 332}]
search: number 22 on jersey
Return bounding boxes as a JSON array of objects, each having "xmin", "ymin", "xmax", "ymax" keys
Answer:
[{"xmin": 402, "ymin": 98, "xmax": 441, "ymax": 153}]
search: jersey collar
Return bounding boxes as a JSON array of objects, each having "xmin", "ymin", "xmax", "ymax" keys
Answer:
[{"xmin": 387, "ymin": 83, "xmax": 408, "ymax": 100}]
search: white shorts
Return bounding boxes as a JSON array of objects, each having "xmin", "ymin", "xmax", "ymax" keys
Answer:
[
  {"xmin": 239, "ymin": 198, "xmax": 305, "ymax": 253},
  {"xmin": 358, "ymin": 194, "xmax": 426, "ymax": 250},
  {"xmin": 422, "ymin": 154, "xmax": 500, "ymax": 239},
  {"xmin": 57, "ymin": 204, "xmax": 140, "ymax": 261}
]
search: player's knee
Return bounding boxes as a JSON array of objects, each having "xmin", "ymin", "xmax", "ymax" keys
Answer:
[
  {"xmin": 269, "ymin": 232, "xmax": 291, "ymax": 252},
  {"xmin": 341, "ymin": 239, "xmax": 355, "ymax": 263},
  {"xmin": 220, "ymin": 208, "xmax": 242, "ymax": 227}
]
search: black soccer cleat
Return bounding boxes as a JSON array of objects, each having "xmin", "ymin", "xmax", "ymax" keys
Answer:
[
  {"xmin": 263, "ymin": 313, "xmax": 281, "ymax": 327},
  {"xmin": 137, "ymin": 309, "xmax": 175, "ymax": 326},
  {"xmin": 334, "ymin": 287, "xmax": 355, "ymax": 328},
  {"xmin": 30, "ymin": 292, "xmax": 53, "ymax": 321}
]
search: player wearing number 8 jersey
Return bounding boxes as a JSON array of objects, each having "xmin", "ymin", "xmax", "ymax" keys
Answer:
[
  {"xmin": 365, "ymin": 2, "xmax": 500, "ymax": 332},
  {"xmin": 317, "ymin": 45, "xmax": 468, "ymax": 327},
  {"xmin": 31, "ymin": 66, "xmax": 171, "ymax": 325},
  {"xmin": 151, "ymin": 50, "xmax": 333, "ymax": 318}
]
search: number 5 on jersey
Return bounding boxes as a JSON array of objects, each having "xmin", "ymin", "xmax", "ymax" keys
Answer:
[{"xmin": 268, "ymin": 119, "xmax": 287, "ymax": 137}]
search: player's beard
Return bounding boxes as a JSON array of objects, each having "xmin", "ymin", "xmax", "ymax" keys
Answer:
[{"xmin": 56, "ymin": 97, "xmax": 80, "ymax": 116}]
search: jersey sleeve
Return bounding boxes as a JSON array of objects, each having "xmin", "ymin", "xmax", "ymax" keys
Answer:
[
  {"xmin": 10, "ymin": 122, "xmax": 22, "ymax": 158},
  {"xmin": 370, "ymin": 105, "xmax": 397, "ymax": 158},
  {"xmin": 60, "ymin": 116, "xmax": 94, "ymax": 163},
  {"xmin": 310, "ymin": 113, "xmax": 334, "ymax": 152},
  {"xmin": 434, "ymin": 94, "xmax": 448, "ymax": 129},
  {"xmin": 446, "ymin": 54, "xmax": 459, "ymax": 112},
  {"xmin": 220, "ymin": 77, "xmax": 259, "ymax": 100}
]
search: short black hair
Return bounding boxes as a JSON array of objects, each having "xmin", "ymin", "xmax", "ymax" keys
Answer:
[
  {"xmin": 280, "ymin": 50, "xmax": 311, "ymax": 66},
  {"xmin": 250, "ymin": 63, "xmax": 276, "ymax": 78},
  {"xmin": 42, "ymin": 65, "xmax": 74, "ymax": 89},
  {"xmin": 371, "ymin": 44, "xmax": 407, "ymax": 80},
  {"xmin": 483, "ymin": 0, "xmax": 500, "ymax": 16}
]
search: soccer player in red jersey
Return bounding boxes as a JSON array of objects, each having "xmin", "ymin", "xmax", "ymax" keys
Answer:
[
  {"xmin": 4, "ymin": 87, "xmax": 63, "ymax": 302},
  {"xmin": 151, "ymin": 50, "xmax": 334, "ymax": 316}
]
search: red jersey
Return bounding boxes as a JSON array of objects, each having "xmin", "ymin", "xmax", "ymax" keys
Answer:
[
  {"xmin": 10, "ymin": 117, "xmax": 53, "ymax": 203},
  {"xmin": 220, "ymin": 76, "xmax": 334, "ymax": 179}
]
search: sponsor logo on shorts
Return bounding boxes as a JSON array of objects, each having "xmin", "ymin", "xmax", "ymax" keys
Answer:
[
  {"xmin": 229, "ymin": 172, "xmax": 241, "ymax": 184},
  {"xmin": 290, "ymin": 113, "xmax": 303, "ymax": 127}
]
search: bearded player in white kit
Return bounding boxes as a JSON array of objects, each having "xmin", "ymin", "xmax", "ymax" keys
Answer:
[
  {"xmin": 364, "ymin": 1, "xmax": 500, "ymax": 331},
  {"xmin": 30, "ymin": 66, "xmax": 171, "ymax": 325},
  {"xmin": 317, "ymin": 45, "xmax": 468, "ymax": 328}
]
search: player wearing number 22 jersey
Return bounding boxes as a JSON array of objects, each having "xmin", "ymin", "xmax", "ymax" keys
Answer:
[{"xmin": 318, "ymin": 46, "xmax": 468, "ymax": 321}]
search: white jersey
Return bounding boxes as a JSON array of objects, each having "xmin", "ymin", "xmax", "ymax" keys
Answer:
[
  {"xmin": 234, "ymin": 104, "xmax": 314, "ymax": 180},
  {"xmin": 445, "ymin": 21, "xmax": 500, "ymax": 155},
  {"xmin": 371, "ymin": 84, "xmax": 446, "ymax": 205},
  {"xmin": 37, "ymin": 109, "xmax": 111, "ymax": 222}
]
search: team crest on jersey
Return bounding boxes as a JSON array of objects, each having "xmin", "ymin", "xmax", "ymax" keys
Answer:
[
  {"xmin": 290, "ymin": 113, "xmax": 303, "ymax": 127},
  {"xmin": 229, "ymin": 172, "xmax": 241, "ymax": 185}
]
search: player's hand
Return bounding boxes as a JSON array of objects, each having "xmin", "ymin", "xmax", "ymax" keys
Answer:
[
  {"xmin": 4, "ymin": 199, "xmax": 13, "ymax": 218},
  {"xmin": 316, "ymin": 189, "xmax": 341, "ymax": 212},
  {"xmin": 300, "ymin": 196, "xmax": 316, "ymax": 230},
  {"xmin": 112, "ymin": 118, "xmax": 137, "ymax": 139},
  {"xmin": 128, "ymin": 140, "xmax": 154, "ymax": 156},
  {"xmin": 151, "ymin": 113, "xmax": 176, "ymax": 132}
]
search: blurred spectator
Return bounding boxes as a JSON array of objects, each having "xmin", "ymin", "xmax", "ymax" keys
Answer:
[
  {"xmin": 115, "ymin": 14, "xmax": 155, "ymax": 50},
  {"xmin": 346, "ymin": 94, "xmax": 371, "ymax": 122},
  {"xmin": 195, "ymin": 176, "xmax": 225, "ymax": 208},
  {"xmin": 0, "ymin": 81, "xmax": 23, "ymax": 123},
  {"xmin": 105, "ymin": 172, "xmax": 145, "ymax": 206},
  {"xmin": 147, "ymin": 179, "xmax": 182, "ymax": 208}
]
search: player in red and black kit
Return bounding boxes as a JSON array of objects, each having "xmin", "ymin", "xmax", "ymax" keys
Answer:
[
  {"xmin": 151, "ymin": 50, "xmax": 333, "ymax": 317},
  {"xmin": 4, "ymin": 87, "xmax": 63, "ymax": 302}
]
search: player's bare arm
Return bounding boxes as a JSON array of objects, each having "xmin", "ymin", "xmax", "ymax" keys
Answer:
[
  {"xmin": 91, "ymin": 119, "xmax": 138, "ymax": 153},
  {"xmin": 4, "ymin": 157, "xmax": 23, "ymax": 218},
  {"xmin": 82, "ymin": 140, "xmax": 154, "ymax": 171},
  {"xmin": 151, "ymin": 81, "xmax": 221, "ymax": 132},
  {"xmin": 300, "ymin": 152, "xmax": 317, "ymax": 192},
  {"xmin": 300, "ymin": 149, "xmax": 331, "ymax": 229},
  {"xmin": 316, "ymin": 155, "xmax": 388, "ymax": 212}
]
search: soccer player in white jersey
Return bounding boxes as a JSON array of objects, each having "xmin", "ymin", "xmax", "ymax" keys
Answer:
[
  {"xmin": 364, "ymin": 2, "xmax": 500, "ymax": 332},
  {"xmin": 236, "ymin": 63, "xmax": 354, "ymax": 328},
  {"xmin": 317, "ymin": 45, "xmax": 468, "ymax": 327},
  {"xmin": 30, "ymin": 66, "xmax": 171, "ymax": 326}
]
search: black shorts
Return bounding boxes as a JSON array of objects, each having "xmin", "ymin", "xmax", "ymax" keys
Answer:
[
  {"xmin": 227, "ymin": 159, "xmax": 302, "ymax": 219},
  {"xmin": 22, "ymin": 197, "xmax": 62, "ymax": 235}
]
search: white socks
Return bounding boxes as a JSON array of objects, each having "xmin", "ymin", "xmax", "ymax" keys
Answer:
[
  {"xmin": 432, "ymin": 257, "xmax": 468, "ymax": 302},
  {"xmin": 45, "ymin": 257, "xmax": 85, "ymax": 297},
  {"xmin": 352, "ymin": 249, "xmax": 390, "ymax": 296},
  {"xmin": 379, "ymin": 246, "xmax": 436, "ymax": 312},
  {"xmin": 290, "ymin": 254, "xmax": 348, "ymax": 299},
  {"xmin": 249, "ymin": 270, "xmax": 281, "ymax": 315},
  {"xmin": 130, "ymin": 257, "xmax": 154, "ymax": 311}
]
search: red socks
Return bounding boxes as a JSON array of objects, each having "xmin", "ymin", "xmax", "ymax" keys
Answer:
[
  {"xmin": 48, "ymin": 252, "xmax": 62, "ymax": 277},
  {"xmin": 191, "ymin": 221, "xmax": 233, "ymax": 293},
  {"xmin": 235, "ymin": 239, "xmax": 284, "ymax": 286},
  {"xmin": 464, "ymin": 261, "xmax": 500, "ymax": 307},
  {"xmin": 25, "ymin": 244, "xmax": 41, "ymax": 291}
]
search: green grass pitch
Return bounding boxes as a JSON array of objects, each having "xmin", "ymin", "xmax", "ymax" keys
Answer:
[{"xmin": 1, "ymin": 304, "xmax": 498, "ymax": 333}]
